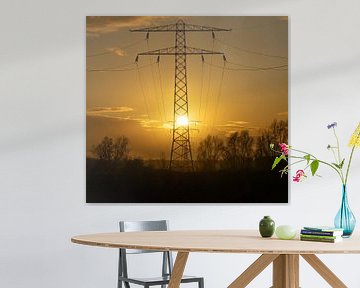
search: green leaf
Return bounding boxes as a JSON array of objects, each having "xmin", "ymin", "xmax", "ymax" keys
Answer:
[
  {"xmin": 310, "ymin": 160, "xmax": 319, "ymax": 176},
  {"xmin": 271, "ymin": 154, "xmax": 286, "ymax": 170},
  {"xmin": 269, "ymin": 143, "xmax": 274, "ymax": 149},
  {"xmin": 271, "ymin": 156, "xmax": 282, "ymax": 170},
  {"xmin": 332, "ymin": 162, "xmax": 341, "ymax": 169},
  {"xmin": 332, "ymin": 159, "xmax": 345, "ymax": 169},
  {"xmin": 272, "ymin": 156, "xmax": 281, "ymax": 170},
  {"xmin": 304, "ymin": 154, "xmax": 311, "ymax": 164},
  {"xmin": 339, "ymin": 158, "xmax": 345, "ymax": 169}
]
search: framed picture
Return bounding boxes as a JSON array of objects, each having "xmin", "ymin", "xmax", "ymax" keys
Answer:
[{"xmin": 86, "ymin": 16, "xmax": 288, "ymax": 203}]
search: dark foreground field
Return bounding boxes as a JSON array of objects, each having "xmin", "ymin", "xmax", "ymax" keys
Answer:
[{"xmin": 86, "ymin": 158, "xmax": 288, "ymax": 203}]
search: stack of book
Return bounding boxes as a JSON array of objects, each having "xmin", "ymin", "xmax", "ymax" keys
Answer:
[{"xmin": 300, "ymin": 226, "xmax": 344, "ymax": 243}]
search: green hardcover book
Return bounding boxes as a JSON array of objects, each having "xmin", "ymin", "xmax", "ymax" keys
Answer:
[
  {"xmin": 300, "ymin": 234, "xmax": 339, "ymax": 240},
  {"xmin": 300, "ymin": 236, "xmax": 342, "ymax": 243}
]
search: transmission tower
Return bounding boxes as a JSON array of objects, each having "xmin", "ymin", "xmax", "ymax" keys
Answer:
[{"xmin": 131, "ymin": 20, "xmax": 230, "ymax": 171}]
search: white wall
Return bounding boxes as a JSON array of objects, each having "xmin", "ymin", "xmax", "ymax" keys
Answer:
[{"xmin": 1, "ymin": 0, "xmax": 360, "ymax": 287}]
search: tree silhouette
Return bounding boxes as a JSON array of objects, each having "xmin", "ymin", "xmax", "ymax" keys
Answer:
[
  {"xmin": 93, "ymin": 136, "xmax": 113, "ymax": 160},
  {"xmin": 256, "ymin": 119, "xmax": 288, "ymax": 158},
  {"xmin": 113, "ymin": 136, "xmax": 129, "ymax": 160},
  {"xmin": 92, "ymin": 136, "xmax": 130, "ymax": 160},
  {"xmin": 223, "ymin": 131, "xmax": 254, "ymax": 169},
  {"xmin": 197, "ymin": 135, "xmax": 225, "ymax": 171}
]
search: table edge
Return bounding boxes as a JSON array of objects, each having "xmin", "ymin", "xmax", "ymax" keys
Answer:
[{"xmin": 71, "ymin": 236, "xmax": 360, "ymax": 255}]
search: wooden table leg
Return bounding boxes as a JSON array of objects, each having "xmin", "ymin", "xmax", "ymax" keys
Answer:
[
  {"xmin": 228, "ymin": 254, "xmax": 279, "ymax": 288},
  {"xmin": 301, "ymin": 254, "xmax": 347, "ymax": 288},
  {"xmin": 288, "ymin": 255, "xmax": 299, "ymax": 287},
  {"xmin": 272, "ymin": 254, "xmax": 299, "ymax": 288},
  {"xmin": 168, "ymin": 252, "xmax": 189, "ymax": 288}
]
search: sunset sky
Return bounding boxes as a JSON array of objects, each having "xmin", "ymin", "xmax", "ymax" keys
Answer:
[{"xmin": 86, "ymin": 16, "xmax": 288, "ymax": 159}]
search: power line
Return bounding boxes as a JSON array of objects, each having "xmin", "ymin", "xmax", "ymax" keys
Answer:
[
  {"xmin": 156, "ymin": 61, "xmax": 167, "ymax": 122},
  {"xmin": 225, "ymin": 59, "xmax": 287, "ymax": 70},
  {"xmin": 198, "ymin": 57, "xmax": 205, "ymax": 123},
  {"xmin": 87, "ymin": 61, "xmax": 136, "ymax": 71},
  {"xmin": 202, "ymin": 38, "xmax": 216, "ymax": 132},
  {"xmin": 215, "ymin": 38, "xmax": 287, "ymax": 60},
  {"xmin": 134, "ymin": 63, "xmax": 162, "ymax": 150},
  {"xmin": 204, "ymin": 60, "xmax": 287, "ymax": 71},
  {"xmin": 87, "ymin": 62, "xmax": 154, "ymax": 72},
  {"xmin": 87, "ymin": 38, "xmax": 146, "ymax": 58},
  {"xmin": 146, "ymin": 40, "xmax": 164, "ymax": 124},
  {"xmin": 136, "ymin": 62, "xmax": 152, "ymax": 125},
  {"xmin": 212, "ymin": 61, "xmax": 226, "ymax": 129}
]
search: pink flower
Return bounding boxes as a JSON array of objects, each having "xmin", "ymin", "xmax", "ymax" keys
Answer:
[
  {"xmin": 293, "ymin": 169, "xmax": 306, "ymax": 182},
  {"xmin": 279, "ymin": 143, "xmax": 289, "ymax": 155}
]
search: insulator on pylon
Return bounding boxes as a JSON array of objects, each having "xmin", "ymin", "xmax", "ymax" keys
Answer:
[
  {"xmin": 146, "ymin": 32, "xmax": 149, "ymax": 40},
  {"xmin": 135, "ymin": 55, "xmax": 139, "ymax": 63},
  {"xmin": 201, "ymin": 55, "xmax": 205, "ymax": 63},
  {"xmin": 223, "ymin": 55, "xmax": 227, "ymax": 62},
  {"xmin": 157, "ymin": 56, "xmax": 160, "ymax": 63},
  {"xmin": 212, "ymin": 31, "xmax": 215, "ymax": 39}
]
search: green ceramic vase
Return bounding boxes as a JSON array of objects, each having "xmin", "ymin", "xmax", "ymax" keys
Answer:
[{"xmin": 259, "ymin": 216, "xmax": 275, "ymax": 237}]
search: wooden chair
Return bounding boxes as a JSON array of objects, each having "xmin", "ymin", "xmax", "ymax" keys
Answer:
[{"xmin": 118, "ymin": 220, "xmax": 204, "ymax": 288}]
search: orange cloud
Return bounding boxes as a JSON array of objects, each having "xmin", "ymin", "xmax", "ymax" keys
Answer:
[
  {"xmin": 87, "ymin": 106, "xmax": 134, "ymax": 119},
  {"xmin": 86, "ymin": 107, "xmax": 167, "ymax": 131},
  {"xmin": 86, "ymin": 16, "xmax": 169, "ymax": 36},
  {"xmin": 277, "ymin": 111, "xmax": 288, "ymax": 117},
  {"xmin": 107, "ymin": 47, "xmax": 126, "ymax": 56}
]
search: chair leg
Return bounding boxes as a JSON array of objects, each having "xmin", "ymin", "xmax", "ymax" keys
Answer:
[{"xmin": 198, "ymin": 278, "xmax": 204, "ymax": 288}]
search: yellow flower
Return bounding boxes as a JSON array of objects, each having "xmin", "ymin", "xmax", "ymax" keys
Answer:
[{"xmin": 349, "ymin": 122, "xmax": 360, "ymax": 148}]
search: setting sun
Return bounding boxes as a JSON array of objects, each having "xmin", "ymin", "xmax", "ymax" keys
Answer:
[{"xmin": 176, "ymin": 115, "xmax": 189, "ymax": 127}]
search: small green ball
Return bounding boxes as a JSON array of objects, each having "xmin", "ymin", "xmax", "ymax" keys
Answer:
[{"xmin": 275, "ymin": 225, "xmax": 297, "ymax": 240}]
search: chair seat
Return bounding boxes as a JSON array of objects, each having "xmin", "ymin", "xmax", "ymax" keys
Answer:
[{"xmin": 119, "ymin": 274, "xmax": 203, "ymax": 286}]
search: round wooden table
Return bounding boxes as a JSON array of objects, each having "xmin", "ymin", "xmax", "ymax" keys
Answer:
[{"xmin": 72, "ymin": 230, "xmax": 360, "ymax": 288}]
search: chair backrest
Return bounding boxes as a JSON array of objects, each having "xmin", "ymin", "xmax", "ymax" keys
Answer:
[
  {"xmin": 120, "ymin": 220, "xmax": 169, "ymax": 232},
  {"xmin": 119, "ymin": 220, "xmax": 169, "ymax": 254},
  {"xmin": 118, "ymin": 220, "xmax": 174, "ymax": 283}
]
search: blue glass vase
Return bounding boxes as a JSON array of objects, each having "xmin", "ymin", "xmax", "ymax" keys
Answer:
[{"xmin": 334, "ymin": 185, "xmax": 356, "ymax": 237}]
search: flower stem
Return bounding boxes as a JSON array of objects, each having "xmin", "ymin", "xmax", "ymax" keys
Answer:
[
  {"xmin": 330, "ymin": 148, "xmax": 338, "ymax": 164},
  {"xmin": 271, "ymin": 146, "xmax": 343, "ymax": 181},
  {"xmin": 345, "ymin": 146, "xmax": 356, "ymax": 185},
  {"xmin": 290, "ymin": 155, "xmax": 343, "ymax": 182},
  {"xmin": 290, "ymin": 159, "xmax": 306, "ymax": 166},
  {"xmin": 291, "ymin": 148, "xmax": 317, "ymax": 158},
  {"xmin": 333, "ymin": 128, "xmax": 345, "ymax": 181},
  {"xmin": 333, "ymin": 128, "xmax": 342, "ymax": 163}
]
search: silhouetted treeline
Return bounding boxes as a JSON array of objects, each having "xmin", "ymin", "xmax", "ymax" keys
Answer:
[
  {"xmin": 90, "ymin": 120, "xmax": 288, "ymax": 171},
  {"xmin": 92, "ymin": 136, "xmax": 129, "ymax": 161},
  {"xmin": 197, "ymin": 119, "xmax": 288, "ymax": 171},
  {"xmin": 86, "ymin": 120, "xmax": 288, "ymax": 203}
]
